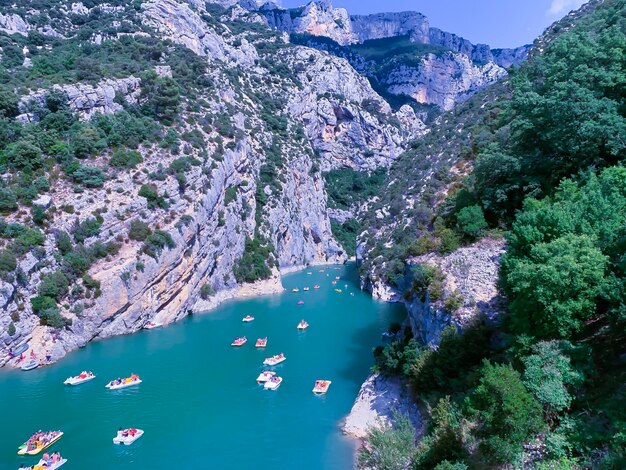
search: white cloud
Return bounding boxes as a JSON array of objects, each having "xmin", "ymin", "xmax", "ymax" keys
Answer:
[{"xmin": 547, "ymin": 0, "xmax": 587, "ymax": 16}]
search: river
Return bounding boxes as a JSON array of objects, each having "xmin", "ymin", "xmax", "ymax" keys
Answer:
[{"xmin": 0, "ymin": 264, "xmax": 405, "ymax": 469}]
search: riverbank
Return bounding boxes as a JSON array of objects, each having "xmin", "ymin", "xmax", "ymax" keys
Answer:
[
  {"xmin": 2, "ymin": 271, "xmax": 286, "ymax": 369},
  {"xmin": 343, "ymin": 372, "xmax": 422, "ymax": 440}
]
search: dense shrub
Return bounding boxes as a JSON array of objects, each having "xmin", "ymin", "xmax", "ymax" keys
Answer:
[
  {"xmin": 142, "ymin": 230, "xmax": 175, "ymax": 258},
  {"xmin": 233, "ymin": 237, "xmax": 273, "ymax": 283},
  {"xmin": 128, "ymin": 219, "xmax": 152, "ymax": 241},
  {"xmin": 138, "ymin": 184, "xmax": 168, "ymax": 209}
]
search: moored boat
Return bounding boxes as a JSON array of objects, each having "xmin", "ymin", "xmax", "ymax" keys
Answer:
[
  {"xmin": 113, "ymin": 428, "xmax": 144, "ymax": 445},
  {"xmin": 21, "ymin": 360, "xmax": 39, "ymax": 371},
  {"xmin": 242, "ymin": 315, "xmax": 255, "ymax": 322},
  {"xmin": 264, "ymin": 376, "xmax": 283, "ymax": 390},
  {"xmin": 144, "ymin": 322, "xmax": 161, "ymax": 330},
  {"xmin": 263, "ymin": 353, "xmax": 286, "ymax": 366},
  {"xmin": 256, "ymin": 370, "xmax": 276, "ymax": 383},
  {"xmin": 255, "ymin": 337, "xmax": 267, "ymax": 348},
  {"xmin": 8, "ymin": 343, "xmax": 28, "ymax": 357},
  {"xmin": 297, "ymin": 320, "xmax": 309, "ymax": 330},
  {"xmin": 105, "ymin": 374, "xmax": 141, "ymax": 390},
  {"xmin": 231, "ymin": 336, "xmax": 247, "ymax": 347},
  {"xmin": 64, "ymin": 371, "xmax": 95, "ymax": 386},
  {"xmin": 312, "ymin": 380, "xmax": 332, "ymax": 394},
  {"xmin": 17, "ymin": 431, "xmax": 63, "ymax": 455}
]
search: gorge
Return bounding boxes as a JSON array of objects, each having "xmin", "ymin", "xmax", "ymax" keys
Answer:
[{"xmin": 0, "ymin": 0, "xmax": 624, "ymax": 468}]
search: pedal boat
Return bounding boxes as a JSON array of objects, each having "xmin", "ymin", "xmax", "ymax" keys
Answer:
[
  {"xmin": 64, "ymin": 372, "xmax": 95, "ymax": 385},
  {"xmin": 105, "ymin": 374, "xmax": 141, "ymax": 390},
  {"xmin": 312, "ymin": 380, "xmax": 332, "ymax": 394},
  {"xmin": 231, "ymin": 336, "xmax": 247, "ymax": 347},
  {"xmin": 256, "ymin": 370, "xmax": 276, "ymax": 383},
  {"xmin": 113, "ymin": 428, "xmax": 144, "ymax": 445},
  {"xmin": 17, "ymin": 431, "xmax": 63, "ymax": 455},
  {"xmin": 263, "ymin": 353, "xmax": 286, "ymax": 366},
  {"xmin": 242, "ymin": 315, "xmax": 255, "ymax": 322},
  {"xmin": 297, "ymin": 320, "xmax": 309, "ymax": 330},
  {"xmin": 255, "ymin": 337, "xmax": 267, "ymax": 348},
  {"xmin": 264, "ymin": 376, "xmax": 283, "ymax": 390}
]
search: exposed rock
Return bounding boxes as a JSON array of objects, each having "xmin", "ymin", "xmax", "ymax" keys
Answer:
[
  {"xmin": 17, "ymin": 77, "xmax": 141, "ymax": 121},
  {"xmin": 141, "ymin": 0, "xmax": 259, "ymax": 67},
  {"xmin": 0, "ymin": 13, "xmax": 28, "ymax": 36},
  {"xmin": 32, "ymin": 195, "xmax": 52, "ymax": 209},
  {"xmin": 383, "ymin": 52, "xmax": 507, "ymax": 111},
  {"xmin": 407, "ymin": 237, "xmax": 506, "ymax": 346},
  {"xmin": 155, "ymin": 65, "xmax": 172, "ymax": 77},
  {"xmin": 343, "ymin": 372, "xmax": 421, "ymax": 439}
]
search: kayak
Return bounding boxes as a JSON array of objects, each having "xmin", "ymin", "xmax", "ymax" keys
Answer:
[
  {"xmin": 21, "ymin": 360, "xmax": 39, "ymax": 371},
  {"xmin": 263, "ymin": 354, "xmax": 286, "ymax": 366},
  {"xmin": 33, "ymin": 457, "xmax": 67, "ymax": 469},
  {"xmin": 312, "ymin": 380, "xmax": 332, "ymax": 394},
  {"xmin": 113, "ymin": 428, "xmax": 144, "ymax": 445},
  {"xmin": 17, "ymin": 431, "xmax": 63, "ymax": 455},
  {"xmin": 106, "ymin": 375, "xmax": 141, "ymax": 390},
  {"xmin": 256, "ymin": 371, "xmax": 276, "ymax": 383},
  {"xmin": 334, "ymin": 289, "xmax": 342, "ymax": 293},
  {"xmin": 64, "ymin": 373, "xmax": 96, "ymax": 385},
  {"xmin": 255, "ymin": 337, "xmax": 267, "ymax": 348},
  {"xmin": 264, "ymin": 376, "xmax": 283, "ymax": 390},
  {"xmin": 9, "ymin": 343, "xmax": 28, "ymax": 357}
]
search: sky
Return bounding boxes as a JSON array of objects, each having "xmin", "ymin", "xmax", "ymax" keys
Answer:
[{"xmin": 278, "ymin": 0, "xmax": 588, "ymax": 48}]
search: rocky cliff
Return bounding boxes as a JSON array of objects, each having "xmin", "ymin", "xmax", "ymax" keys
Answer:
[
  {"xmin": 0, "ymin": 0, "xmax": 423, "ymax": 366},
  {"xmin": 257, "ymin": 1, "xmax": 529, "ymax": 111}
]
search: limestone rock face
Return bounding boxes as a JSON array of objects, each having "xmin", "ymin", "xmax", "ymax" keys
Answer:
[
  {"xmin": 343, "ymin": 372, "xmax": 421, "ymax": 439},
  {"xmin": 17, "ymin": 77, "xmax": 141, "ymax": 121},
  {"xmin": 0, "ymin": 13, "xmax": 28, "ymax": 35},
  {"xmin": 141, "ymin": 0, "xmax": 259, "ymax": 67},
  {"xmin": 256, "ymin": 1, "xmax": 529, "ymax": 110},
  {"xmin": 383, "ymin": 52, "xmax": 508, "ymax": 111},
  {"xmin": 406, "ymin": 237, "xmax": 506, "ymax": 346},
  {"xmin": 284, "ymin": 47, "xmax": 423, "ymax": 169}
]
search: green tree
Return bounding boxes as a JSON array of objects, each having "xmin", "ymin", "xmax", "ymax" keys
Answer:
[
  {"xmin": 467, "ymin": 361, "xmax": 545, "ymax": 465},
  {"xmin": 522, "ymin": 341, "xmax": 584, "ymax": 415},
  {"xmin": 38, "ymin": 272, "xmax": 70, "ymax": 300},
  {"xmin": 455, "ymin": 205, "xmax": 487, "ymax": 240},
  {"xmin": 505, "ymin": 234, "xmax": 607, "ymax": 338},
  {"xmin": 358, "ymin": 412, "xmax": 417, "ymax": 470}
]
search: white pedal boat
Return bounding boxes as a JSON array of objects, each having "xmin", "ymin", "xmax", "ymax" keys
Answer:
[
  {"xmin": 106, "ymin": 375, "xmax": 141, "ymax": 390},
  {"xmin": 34, "ymin": 457, "xmax": 68, "ymax": 469},
  {"xmin": 64, "ymin": 372, "xmax": 95, "ymax": 385},
  {"xmin": 113, "ymin": 428, "xmax": 144, "ymax": 445},
  {"xmin": 312, "ymin": 380, "xmax": 332, "ymax": 394},
  {"xmin": 144, "ymin": 322, "xmax": 161, "ymax": 330},
  {"xmin": 256, "ymin": 370, "xmax": 276, "ymax": 383},
  {"xmin": 263, "ymin": 354, "xmax": 286, "ymax": 366},
  {"xmin": 242, "ymin": 315, "xmax": 255, "ymax": 322},
  {"xmin": 297, "ymin": 320, "xmax": 309, "ymax": 330},
  {"xmin": 264, "ymin": 376, "xmax": 283, "ymax": 390}
]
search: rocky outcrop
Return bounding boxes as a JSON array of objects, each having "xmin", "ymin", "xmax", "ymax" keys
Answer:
[
  {"xmin": 343, "ymin": 372, "xmax": 421, "ymax": 439},
  {"xmin": 142, "ymin": 0, "xmax": 259, "ymax": 67},
  {"xmin": 0, "ymin": 13, "xmax": 28, "ymax": 35},
  {"xmin": 17, "ymin": 77, "xmax": 141, "ymax": 122},
  {"xmin": 383, "ymin": 52, "xmax": 507, "ymax": 111},
  {"xmin": 284, "ymin": 47, "xmax": 422, "ymax": 169},
  {"xmin": 257, "ymin": 1, "xmax": 528, "ymax": 110},
  {"xmin": 406, "ymin": 237, "xmax": 506, "ymax": 346},
  {"xmin": 350, "ymin": 11, "xmax": 430, "ymax": 44}
]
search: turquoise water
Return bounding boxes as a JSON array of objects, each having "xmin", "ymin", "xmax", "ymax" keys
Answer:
[{"xmin": 0, "ymin": 265, "xmax": 404, "ymax": 469}]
